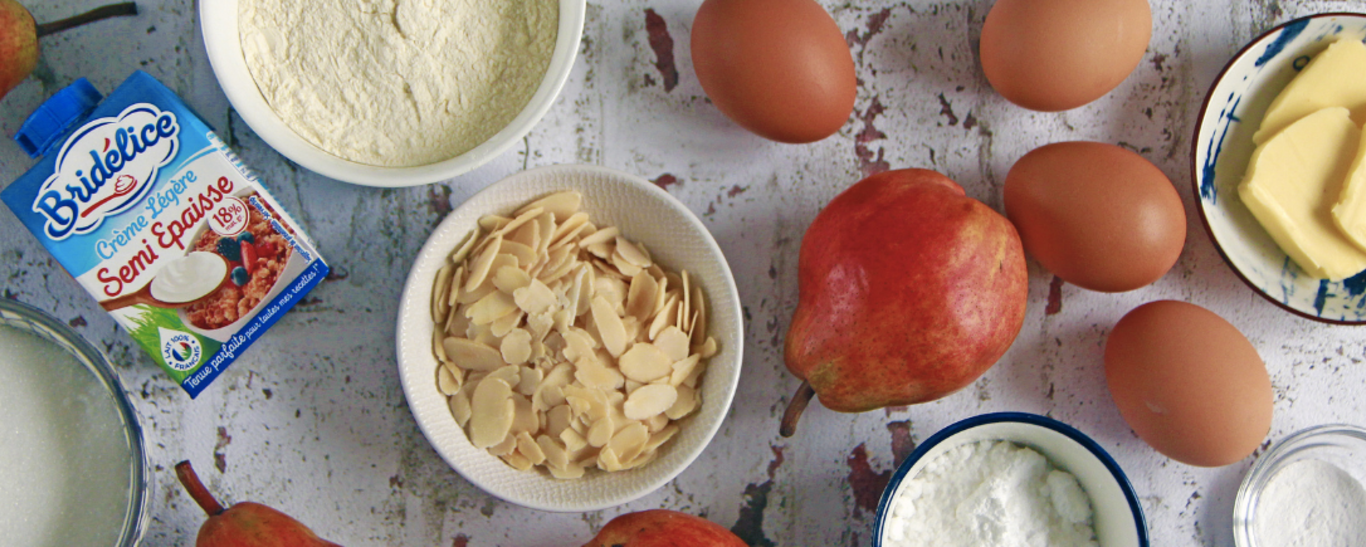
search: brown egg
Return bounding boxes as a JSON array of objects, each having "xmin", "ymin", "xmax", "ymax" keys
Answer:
[
  {"xmin": 979, "ymin": 0, "xmax": 1151, "ymax": 111},
  {"xmin": 690, "ymin": 0, "xmax": 856, "ymax": 143},
  {"xmin": 1004, "ymin": 141, "xmax": 1185, "ymax": 292},
  {"xmin": 1104, "ymin": 301, "xmax": 1272, "ymax": 467}
]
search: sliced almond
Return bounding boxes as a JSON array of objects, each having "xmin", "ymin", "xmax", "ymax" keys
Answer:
[
  {"xmin": 586, "ymin": 241, "xmax": 615, "ymax": 260},
  {"xmin": 468, "ymin": 378, "xmax": 514, "ymax": 448},
  {"xmin": 696, "ymin": 336, "xmax": 718, "ymax": 359},
  {"xmin": 626, "ymin": 272, "xmax": 659, "ymax": 320},
  {"xmin": 648, "ymin": 296, "xmax": 679, "ymax": 340},
  {"xmin": 597, "ymin": 446, "xmax": 624, "ymax": 472},
  {"xmin": 500, "ymin": 450, "xmax": 533, "ymax": 471},
  {"xmin": 611, "ymin": 251, "xmax": 643, "ymax": 277},
  {"xmin": 495, "ymin": 206, "xmax": 544, "ymax": 238},
  {"xmin": 654, "ymin": 326, "xmax": 691, "ymax": 362},
  {"xmin": 432, "ymin": 262, "xmax": 453, "ymax": 321},
  {"xmin": 445, "ymin": 300, "xmax": 471, "ymax": 336},
  {"xmin": 517, "ymin": 432, "xmax": 546, "ymax": 465},
  {"xmin": 500, "ymin": 328, "xmax": 533, "ymax": 365},
  {"xmin": 546, "ymin": 404, "xmax": 572, "ymax": 438},
  {"xmin": 488, "ymin": 433, "xmax": 518, "ymax": 457},
  {"xmin": 665, "ymin": 384, "xmax": 698, "ymax": 419},
  {"xmin": 516, "ymin": 365, "xmax": 542, "ymax": 396},
  {"xmin": 437, "ymin": 365, "xmax": 462, "ymax": 396},
  {"xmin": 623, "ymin": 384, "xmax": 678, "ymax": 420},
  {"xmin": 669, "ymin": 353, "xmax": 701, "ymax": 386},
  {"xmin": 538, "ymin": 435, "xmax": 569, "ymax": 469},
  {"xmin": 551, "ymin": 212, "xmax": 590, "ymax": 246},
  {"xmin": 433, "ymin": 329, "xmax": 450, "ymax": 362},
  {"xmin": 448, "ymin": 230, "xmax": 480, "ymax": 265},
  {"xmin": 607, "ymin": 421, "xmax": 650, "ymax": 462},
  {"xmin": 618, "ymin": 343, "xmax": 672, "ymax": 383},
  {"xmin": 490, "ymin": 310, "xmax": 524, "ymax": 338},
  {"xmin": 466, "ymin": 290, "xmax": 518, "ymax": 325},
  {"xmin": 587, "ymin": 413, "xmax": 615, "ymax": 447},
  {"xmin": 509, "ymin": 219, "xmax": 539, "ymax": 249},
  {"xmin": 514, "ymin": 279, "xmax": 557, "ymax": 315},
  {"xmin": 615, "ymin": 236, "xmax": 652, "ymax": 268},
  {"xmin": 591, "ymin": 295, "xmax": 629, "ymax": 357},
  {"xmin": 548, "ymin": 462, "xmax": 584, "ymax": 480},
  {"xmin": 479, "ymin": 215, "xmax": 511, "ymax": 232},
  {"xmin": 498, "ymin": 241, "xmax": 538, "ymax": 269},
  {"xmin": 511, "ymin": 393, "xmax": 538, "ymax": 434},
  {"xmin": 691, "ymin": 284, "xmax": 708, "ymax": 344},
  {"xmin": 464, "ymin": 234, "xmax": 503, "ymax": 292},
  {"xmin": 535, "ymin": 212, "xmax": 557, "ymax": 257},
  {"xmin": 527, "ymin": 312, "xmax": 555, "ymax": 342},
  {"xmin": 574, "ymin": 356, "xmax": 625, "ymax": 390},
  {"xmin": 518, "ymin": 191, "xmax": 581, "ymax": 220},
  {"xmin": 448, "ymin": 389, "xmax": 472, "ymax": 428},
  {"xmin": 644, "ymin": 424, "xmax": 680, "ymax": 452},
  {"xmin": 446, "ymin": 266, "xmax": 465, "ymax": 308},
  {"xmin": 444, "ymin": 338, "xmax": 503, "ymax": 372},
  {"xmin": 578, "ymin": 225, "xmax": 619, "ymax": 247}
]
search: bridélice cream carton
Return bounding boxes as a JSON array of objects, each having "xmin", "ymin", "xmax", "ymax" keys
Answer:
[{"xmin": 1, "ymin": 71, "xmax": 328, "ymax": 398}]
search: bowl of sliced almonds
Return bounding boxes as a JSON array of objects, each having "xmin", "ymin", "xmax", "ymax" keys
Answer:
[{"xmin": 395, "ymin": 164, "xmax": 743, "ymax": 511}]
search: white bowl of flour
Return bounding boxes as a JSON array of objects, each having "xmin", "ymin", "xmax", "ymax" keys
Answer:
[
  {"xmin": 874, "ymin": 413, "xmax": 1148, "ymax": 547},
  {"xmin": 200, "ymin": 0, "xmax": 585, "ymax": 187}
]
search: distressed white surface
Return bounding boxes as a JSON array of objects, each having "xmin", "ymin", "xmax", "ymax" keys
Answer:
[{"xmin": 2, "ymin": 0, "xmax": 1365, "ymax": 545}]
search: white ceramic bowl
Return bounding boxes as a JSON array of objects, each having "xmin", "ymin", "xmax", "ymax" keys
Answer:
[
  {"xmin": 1192, "ymin": 13, "xmax": 1366, "ymax": 323},
  {"xmin": 873, "ymin": 413, "xmax": 1148, "ymax": 547},
  {"xmin": 394, "ymin": 164, "xmax": 743, "ymax": 511},
  {"xmin": 199, "ymin": 0, "xmax": 585, "ymax": 187},
  {"xmin": 1234, "ymin": 424, "xmax": 1366, "ymax": 547}
]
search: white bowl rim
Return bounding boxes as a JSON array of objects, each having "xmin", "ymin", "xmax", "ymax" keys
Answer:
[
  {"xmin": 871, "ymin": 412, "xmax": 1149, "ymax": 547},
  {"xmin": 1190, "ymin": 12, "xmax": 1366, "ymax": 325},
  {"xmin": 199, "ymin": 0, "xmax": 587, "ymax": 187},
  {"xmin": 393, "ymin": 163, "xmax": 744, "ymax": 511}
]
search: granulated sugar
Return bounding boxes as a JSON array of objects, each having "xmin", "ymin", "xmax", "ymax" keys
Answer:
[{"xmin": 883, "ymin": 440, "xmax": 1098, "ymax": 547}]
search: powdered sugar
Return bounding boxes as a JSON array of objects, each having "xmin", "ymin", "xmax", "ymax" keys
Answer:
[
  {"xmin": 1254, "ymin": 459, "xmax": 1366, "ymax": 547},
  {"xmin": 883, "ymin": 440, "xmax": 1098, "ymax": 547}
]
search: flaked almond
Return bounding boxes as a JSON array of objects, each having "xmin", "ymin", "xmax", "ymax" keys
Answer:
[
  {"xmin": 665, "ymin": 384, "xmax": 697, "ymax": 419},
  {"xmin": 464, "ymin": 234, "xmax": 503, "ymax": 292},
  {"xmin": 497, "ymin": 206, "xmax": 545, "ymax": 238},
  {"xmin": 619, "ymin": 343, "xmax": 672, "ymax": 383},
  {"xmin": 626, "ymin": 272, "xmax": 659, "ymax": 320},
  {"xmin": 591, "ymin": 295, "xmax": 629, "ymax": 357},
  {"xmin": 608, "ymin": 422, "xmax": 650, "ymax": 462},
  {"xmin": 499, "ymin": 240, "xmax": 538, "ymax": 268},
  {"xmin": 448, "ymin": 389, "xmax": 472, "ymax": 428},
  {"xmin": 517, "ymin": 432, "xmax": 546, "ymax": 465},
  {"xmin": 500, "ymin": 328, "xmax": 533, "ymax": 365},
  {"xmin": 490, "ymin": 310, "xmax": 524, "ymax": 338},
  {"xmin": 448, "ymin": 230, "xmax": 480, "ymax": 265},
  {"xmin": 518, "ymin": 191, "xmax": 581, "ymax": 220},
  {"xmin": 624, "ymin": 384, "xmax": 678, "ymax": 420},
  {"xmin": 478, "ymin": 215, "xmax": 511, "ymax": 232},
  {"xmin": 654, "ymin": 326, "xmax": 691, "ymax": 362},
  {"xmin": 615, "ymin": 236, "xmax": 652, "ymax": 268},
  {"xmin": 444, "ymin": 337, "xmax": 503, "ymax": 372},
  {"xmin": 514, "ymin": 279, "xmax": 557, "ymax": 315},
  {"xmin": 437, "ymin": 364, "xmax": 462, "ymax": 395},
  {"xmin": 469, "ymin": 378, "xmax": 514, "ymax": 448},
  {"xmin": 670, "ymin": 354, "xmax": 701, "ymax": 386},
  {"xmin": 466, "ymin": 290, "xmax": 518, "ymax": 325}
]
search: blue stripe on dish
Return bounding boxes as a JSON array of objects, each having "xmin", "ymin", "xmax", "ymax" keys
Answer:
[{"xmin": 871, "ymin": 412, "xmax": 1149, "ymax": 547}]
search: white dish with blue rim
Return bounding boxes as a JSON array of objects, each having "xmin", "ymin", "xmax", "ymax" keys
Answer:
[
  {"xmin": 872, "ymin": 412, "xmax": 1147, "ymax": 547},
  {"xmin": 1193, "ymin": 13, "xmax": 1366, "ymax": 323}
]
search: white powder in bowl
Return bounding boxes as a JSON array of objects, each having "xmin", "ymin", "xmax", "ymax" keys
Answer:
[
  {"xmin": 239, "ymin": 0, "xmax": 558, "ymax": 167},
  {"xmin": 1253, "ymin": 459, "xmax": 1366, "ymax": 547},
  {"xmin": 883, "ymin": 440, "xmax": 1099, "ymax": 547}
]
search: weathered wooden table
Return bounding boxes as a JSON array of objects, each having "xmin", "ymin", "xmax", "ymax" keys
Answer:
[{"xmin": 2, "ymin": 0, "xmax": 1363, "ymax": 545}]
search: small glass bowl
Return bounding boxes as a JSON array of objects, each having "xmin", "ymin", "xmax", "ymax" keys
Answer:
[
  {"xmin": 1233, "ymin": 424, "xmax": 1366, "ymax": 547},
  {"xmin": 0, "ymin": 299, "xmax": 147, "ymax": 546}
]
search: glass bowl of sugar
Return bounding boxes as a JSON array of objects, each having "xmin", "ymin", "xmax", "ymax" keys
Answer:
[
  {"xmin": 873, "ymin": 412, "xmax": 1148, "ymax": 547},
  {"xmin": 0, "ymin": 299, "xmax": 147, "ymax": 546},
  {"xmin": 1234, "ymin": 424, "xmax": 1366, "ymax": 547}
]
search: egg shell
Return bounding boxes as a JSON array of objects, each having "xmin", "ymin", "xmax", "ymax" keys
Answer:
[
  {"xmin": 690, "ymin": 0, "xmax": 856, "ymax": 143},
  {"xmin": 1004, "ymin": 141, "xmax": 1186, "ymax": 292},
  {"xmin": 1104, "ymin": 300, "xmax": 1272, "ymax": 467},
  {"xmin": 979, "ymin": 0, "xmax": 1151, "ymax": 111}
]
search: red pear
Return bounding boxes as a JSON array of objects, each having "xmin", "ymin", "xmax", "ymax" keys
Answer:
[
  {"xmin": 175, "ymin": 461, "xmax": 343, "ymax": 547},
  {"xmin": 582, "ymin": 509, "xmax": 747, "ymax": 547},
  {"xmin": 781, "ymin": 169, "xmax": 1028, "ymax": 436},
  {"xmin": 0, "ymin": 1, "xmax": 138, "ymax": 100}
]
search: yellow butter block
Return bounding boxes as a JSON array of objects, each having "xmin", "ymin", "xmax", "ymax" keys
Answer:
[
  {"xmin": 1333, "ymin": 121, "xmax": 1366, "ymax": 251},
  {"xmin": 1253, "ymin": 39, "xmax": 1366, "ymax": 145},
  {"xmin": 1239, "ymin": 107, "xmax": 1366, "ymax": 279}
]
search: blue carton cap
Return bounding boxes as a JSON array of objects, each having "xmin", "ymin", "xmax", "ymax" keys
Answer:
[{"xmin": 14, "ymin": 78, "xmax": 103, "ymax": 159}]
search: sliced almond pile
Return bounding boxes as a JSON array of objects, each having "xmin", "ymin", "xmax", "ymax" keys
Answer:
[{"xmin": 430, "ymin": 191, "xmax": 718, "ymax": 479}]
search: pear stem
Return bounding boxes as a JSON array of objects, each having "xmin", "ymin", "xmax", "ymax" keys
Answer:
[
  {"xmin": 779, "ymin": 381, "xmax": 815, "ymax": 438},
  {"xmin": 36, "ymin": 3, "xmax": 138, "ymax": 38},
  {"xmin": 175, "ymin": 460, "xmax": 226, "ymax": 517}
]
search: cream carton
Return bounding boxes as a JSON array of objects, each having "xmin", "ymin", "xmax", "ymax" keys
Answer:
[{"xmin": 1, "ymin": 71, "xmax": 328, "ymax": 397}]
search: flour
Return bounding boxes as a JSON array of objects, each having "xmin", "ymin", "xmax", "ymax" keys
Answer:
[
  {"xmin": 883, "ymin": 440, "xmax": 1099, "ymax": 547},
  {"xmin": 239, "ymin": 0, "xmax": 558, "ymax": 167},
  {"xmin": 1254, "ymin": 459, "xmax": 1366, "ymax": 547}
]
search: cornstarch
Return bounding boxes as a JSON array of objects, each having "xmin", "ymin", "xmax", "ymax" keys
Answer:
[
  {"xmin": 883, "ymin": 440, "xmax": 1099, "ymax": 547},
  {"xmin": 239, "ymin": 0, "xmax": 558, "ymax": 167},
  {"xmin": 1254, "ymin": 459, "xmax": 1366, "ymax": 547}
]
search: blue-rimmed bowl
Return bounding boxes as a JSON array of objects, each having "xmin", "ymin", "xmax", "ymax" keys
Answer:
[
  {"xmin": 1192, "ymin": 13, "xmax": 1366, "ymax": 323},
  {"xmin": 872, "ymin": 413, "xmax": 1147, "ymax": 547}
]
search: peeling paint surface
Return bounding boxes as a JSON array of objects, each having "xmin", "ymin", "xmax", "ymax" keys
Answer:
[{"xmin": 1, "ymin": 1, "xmax": 1365, "ymax": 546}]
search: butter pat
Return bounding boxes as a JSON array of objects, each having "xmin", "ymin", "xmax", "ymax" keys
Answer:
[
  {"xmin": 1333, "ymin": 124, "xmax": 1366, "ymax": 251},
  {"xmin": 1254, "ymin": 39, "xmax": 1366, "ymax": 145},
  {"xmin": 1239, "ymin": 107, "xmax": 1366, "ymax": 279}
]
